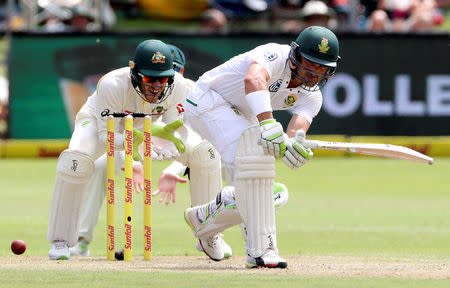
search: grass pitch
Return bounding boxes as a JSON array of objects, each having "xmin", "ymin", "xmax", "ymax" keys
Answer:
[{"xmin": 0, "ymin": 157, "xmax": 449, "ymax": 287}]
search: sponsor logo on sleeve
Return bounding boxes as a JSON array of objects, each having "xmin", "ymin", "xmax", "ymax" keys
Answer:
[
  {"xmin": 264, "ymin": 51, "xmax": 278, "ymax": 61},
  {"xmin": 176, "ymin": 103, "xmax": 184, "ymax": 114},
  {"xmin": 269, "ymin": 79, "xmax": 283, "ymax": 92}
]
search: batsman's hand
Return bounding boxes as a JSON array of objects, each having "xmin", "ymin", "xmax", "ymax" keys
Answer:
[
  {"xmin": 258, "ymin": 119, "xmax": 289, "ymax": 157},
  {"xmin": 152, "ymin": 119, "xmax": 185, "ymax": 154},
  {"xmin": 152, "ymin": 136, "xmax": 181, "ymax": 160},
  {"xmin": 282, "ymin": 130, "xmax": 313, "ymax": 170},
  {"xmin": 153, "ymin": 172, "xmax": 188, "ymax": 205}
]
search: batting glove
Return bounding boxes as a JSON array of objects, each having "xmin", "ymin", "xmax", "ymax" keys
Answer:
[
  {"xmin": 258, "ymin": 119, "xmax": 289, "ymax": 157},
  {"xmin": 282, "ymin": 130, "xmax": 313, "ymax": 170}
]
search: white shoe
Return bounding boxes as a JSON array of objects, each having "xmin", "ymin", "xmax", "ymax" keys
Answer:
[
  {"xmin": 197, "ymin": 234, "xmax": 227, "ymax": 261},
  {"xmin": 185, "ymin": 208, "xmax": 231, "ymax": 261},
  {"xmin": 246, "ymin": 249, "xmax": 287, "ymax": 268},
  {"xmin": 69, "ymin": 238, "xmax": 90, "ymax": 256},
  {"xmin": 49, "ymin": 241, "xmax": 70, "ymax": 260},
  {"xmin": 196, "ymin": 234, "xmax": 232, "ymax": 259}
]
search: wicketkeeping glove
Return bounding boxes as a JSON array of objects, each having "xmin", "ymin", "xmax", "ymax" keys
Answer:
[
  {"xmin": 132, "ymin": 129, "xmax": 144, "ymax": 162},
  {"xmin": 151, "ymin": 136, "xmax": 181, "ymax": 160},
  {"xmin": 282, "ymin": 130, "xmax": 313, "ymax": 170},
  {"xmin": 258, "ymin": 119, "xmax": 289, "ymax": 157},
  {"xmin": 152, "ymin": 119, "xmax": 186, "ymax": 154}
]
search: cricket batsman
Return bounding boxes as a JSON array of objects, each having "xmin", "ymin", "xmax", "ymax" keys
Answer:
[{"xmin": 183, "ymin": 26, "xmax": 341, "ymax": 268}]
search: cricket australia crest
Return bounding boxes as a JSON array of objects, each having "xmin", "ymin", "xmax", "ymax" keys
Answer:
[{"xmin": 152, "ymin": 52, "xmax": 166, "ymax": 63}]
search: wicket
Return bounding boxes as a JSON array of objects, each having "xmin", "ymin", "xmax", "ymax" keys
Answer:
[{"xmin": 106, "ymin": 112, "xmax": 152, "ymax": 261}]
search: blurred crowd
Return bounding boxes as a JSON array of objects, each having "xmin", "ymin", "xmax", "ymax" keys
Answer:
[{"xmin": 0, "ymin": 0, "xmax": 449, "ymax": 33}]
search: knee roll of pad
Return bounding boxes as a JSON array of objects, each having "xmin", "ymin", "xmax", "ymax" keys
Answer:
[{"xmin": 56, "ymin": 150, "xmax": 95, "ymax": 183}]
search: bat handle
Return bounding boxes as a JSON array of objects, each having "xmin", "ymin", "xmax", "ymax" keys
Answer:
[{"xmin": 295, "ymin": 130, "xmax": 318, "ymax": 149}]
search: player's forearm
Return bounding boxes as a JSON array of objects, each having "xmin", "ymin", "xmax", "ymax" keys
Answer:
[
  {"xmin": 162, "ymin": 161, "xmax": 187, "ymax": 177},
  {"xmin": 98, "ymin": 130, "xmax": 125, "ymax": 150},
  {"xmin": 286, "ymin": 114, "xmax": 310, "ymax": 137}
]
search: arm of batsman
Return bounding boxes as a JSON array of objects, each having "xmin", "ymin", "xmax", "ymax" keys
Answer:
[
  {"xmin": 282, "ymin": 130, "xmax": 313, "ymax": 170},
  {"xmin": 258, "ymin": 119, "xmax": 289, "ymax": 157},
  {"xmin": 152, "ymin": 136, "xmax": 182, "ymax": 160},
  {"xmin": 152, "ymin": 119, "xmax": 186, "ymax": 154}
]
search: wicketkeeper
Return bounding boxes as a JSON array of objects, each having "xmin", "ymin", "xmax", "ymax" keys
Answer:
[{"xmin": 47, "ymin": 40, "xmax": 223, "ymax": 260}]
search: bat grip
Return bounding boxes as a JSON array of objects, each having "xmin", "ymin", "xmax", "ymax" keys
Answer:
[{"xmin": 302, "ymin": 140, "xmax": 319, "ymax": 150}]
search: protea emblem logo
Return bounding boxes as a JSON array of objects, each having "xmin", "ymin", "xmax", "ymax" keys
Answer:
[
  {"xmin": 318, "ymin": 38, "xmax": 329, "ymax": 54},
  {"xmin": 156, "ymin": 106, "xmax": 164, "ymax": 113},
  {"xmin": 152, "ymin": 52, "xmax": 166, "ymax": 63},
  {"xmin": 284, "ymin": 94, "xmax": 297, "ymax": 106}
]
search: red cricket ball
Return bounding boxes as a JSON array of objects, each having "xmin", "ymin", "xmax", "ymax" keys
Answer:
[{"xmin": 11, "ymin": 240, "xmax": 26, "ymax": 255}]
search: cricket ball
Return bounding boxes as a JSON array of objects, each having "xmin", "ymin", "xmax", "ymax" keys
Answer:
[{"xmin": 11, "ymin": 240, "xmax": 26, "ymax": 255}]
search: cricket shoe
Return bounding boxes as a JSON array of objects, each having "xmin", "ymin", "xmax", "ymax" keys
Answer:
[
  {"xmin": 69, "ymin": 238, "xmax": 90, "ymax": 256},
  {"xmin": 246, "ymin": 249, "xmax": 287, "ymax": 269},
  {"xmin": 185, "ymin": 207, "xmax": 232, "ymax": 261},
  {"xmin": 196, "ymin": 234, "xmax": 232, "ymax": 259},
  {"xmin": 49, "ymin": 241, "xmax": 70, "ymax": 260}
]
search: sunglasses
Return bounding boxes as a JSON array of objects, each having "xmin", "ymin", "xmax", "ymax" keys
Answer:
[{"xmin": 142, "ymin": 76, "xmax": 169, "ymax": 84}]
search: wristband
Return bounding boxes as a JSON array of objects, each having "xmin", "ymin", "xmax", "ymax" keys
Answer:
[{"xmin": 245, "ymin": 90, "xmax": 272, "ymax": 116}]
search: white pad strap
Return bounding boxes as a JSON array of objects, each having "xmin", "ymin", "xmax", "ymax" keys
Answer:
[
  {"xmin": 47, "ymin": 150, "xmax": 94, "ymax": 246},
  {"xmin": 187, "ymin": 140, "xmax": 222, "ymax": 206},
  {"xmin": 234, "ymin": 125, "xmax": 276, "ymax": 257}
]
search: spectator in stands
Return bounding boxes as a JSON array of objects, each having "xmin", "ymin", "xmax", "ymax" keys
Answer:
[
  {"xmin": 282, "ymin": 1, "xmax": 336, "ymax": 32},
  {"xmin": 200, "ymin": 8, "xmax": 228, "ymax": 31},
  {"xmin": 40, "ymin": 0, "xmax": 116, "ymax": 32},
  {"xmin": 367, "ymin": 0, "xmax": 442, "ymax": 32},
  {"xmin": 0, "ymin": 0, "xmax": 24, "ymax": 31},
  {"xmin": 300, "ymin": 1, "xmax": 336, "ymax": 29}
]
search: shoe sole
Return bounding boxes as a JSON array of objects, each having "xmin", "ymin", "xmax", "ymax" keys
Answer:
[{"xmin": 245, "ymin": 262, "xmax": 288, "ymax": 269}]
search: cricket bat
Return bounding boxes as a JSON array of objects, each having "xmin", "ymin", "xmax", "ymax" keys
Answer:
[{"xmin": 297, "ymin": 132, "xmax": 434, "ymax": 165}]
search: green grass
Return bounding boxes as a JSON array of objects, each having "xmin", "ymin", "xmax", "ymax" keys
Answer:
[{"xmin": 0, "ymin": 157, "xmax": 449, "ymax": 286}]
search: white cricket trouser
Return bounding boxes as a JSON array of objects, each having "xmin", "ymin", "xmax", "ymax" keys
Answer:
[{"xmin": 184, "ymin": 89, "xmax": 254, "ymax": 180}]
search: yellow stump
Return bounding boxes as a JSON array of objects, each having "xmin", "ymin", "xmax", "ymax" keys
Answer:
[
  {"xmin": 124, "ymin": 115, "xmax": 133, "ymax": 261},
  {"xmin": 106, "ymin": 115, "xmax": 115, "ymax": 261},
  {"xmin": 143, "ymin": 115, "xmax": 152, "ymax": 260}
]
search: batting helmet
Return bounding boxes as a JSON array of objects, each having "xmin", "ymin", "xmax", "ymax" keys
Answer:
[{"xmin": 289, "ymin": 26, "xmax": 341, "ymax": 91}]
